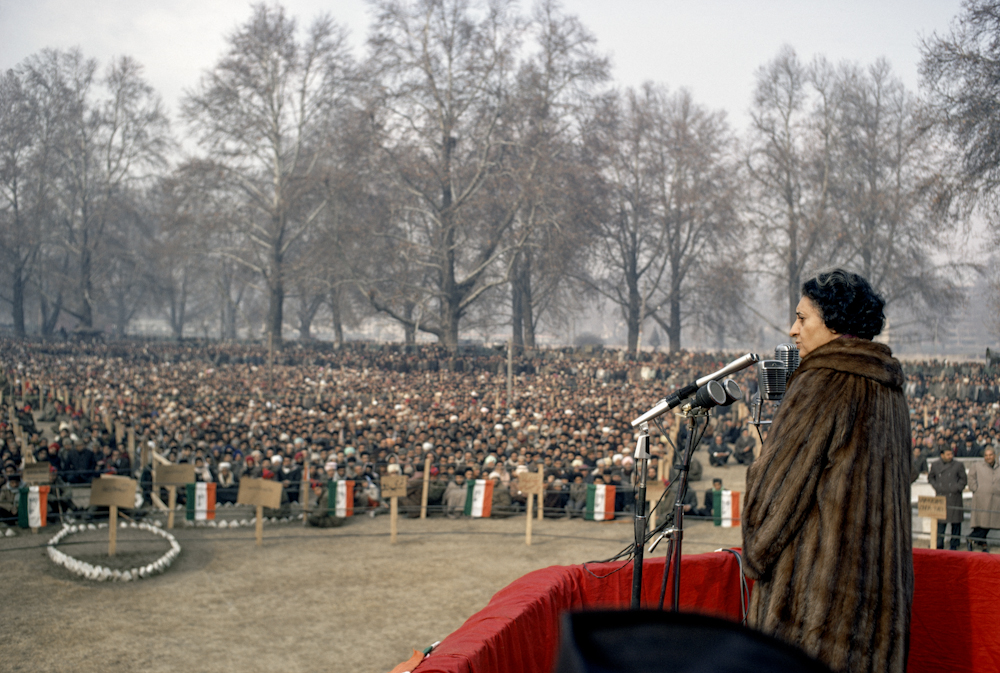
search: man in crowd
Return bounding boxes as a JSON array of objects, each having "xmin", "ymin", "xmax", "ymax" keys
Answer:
[
  {"xmin": 968, "ymin": 447, "xmax": 999, "ymax": 552},
  {"xmin": 929, "ymin": 446, "xmax": 967, "ymax": 550},
  {"xmin": 699, "ymin": 478, "xmax": 723, "ymax": 517}
]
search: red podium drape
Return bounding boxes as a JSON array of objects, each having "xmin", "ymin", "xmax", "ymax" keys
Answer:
[{"xmin": 412, "ymin": 549, "xmax": 1000, "ymax": 673}]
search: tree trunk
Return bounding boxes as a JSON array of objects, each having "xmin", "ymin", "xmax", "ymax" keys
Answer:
[
  {"xmin": 267, "ymin": 277, "xmax": 284, "ymax": 348},
  {"xmin": 442, "ymin": 304, "xmax": 460, "ymax": 352},
  {"xmin": 79, "ymin": 245, "xmax": 94, "ymax": 328},
  {"xmin": 11, "ymin": 271, "xmax": 25, "ymax": 338},
  {"xmin": 668, "ymin": 294, "xmax": 682, "ymax": 353},
  {"xmin": 297, "ymin": 294, "xmax": 323, "ymax": 341},
  {"xmin": 40, "ymin": 291, "xmax": 62, "ymax": 337},
  {"xmin": 511, "ymin": 252, "xmax": 524, "ymax": 349},
  {"xmin": 329, "ymin": 289, "xmax": 344, "ymax": 348},
  {"xmin": 521, "ymin": 250, "xmax": 536, "ymax": 349},
  {"xmin": 626, "ymin": 275, "xmax": 641, "ymax": 355},
  {"xmin": 170, "ymin": 285, "xmax": 187, "ymax": 340},
  {"xmin": 402, "ymin": 300, "xmax": 415, "ymax": 345}
]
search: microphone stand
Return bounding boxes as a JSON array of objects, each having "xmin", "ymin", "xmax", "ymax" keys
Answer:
[
  {"xmin": 656, "ymin": 405, "xmax": 707, "ymax": 611},
  {"xmin": 630, "ymin": 423, "xmax": 650, "ymax": 609}
]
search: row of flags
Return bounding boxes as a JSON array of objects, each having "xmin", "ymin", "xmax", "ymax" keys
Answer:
[{"xmin": 13, "ymin": 482, "xmax": 741, "ymax": 526}]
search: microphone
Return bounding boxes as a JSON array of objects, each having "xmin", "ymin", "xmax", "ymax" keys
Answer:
[
  {"xmin": 750, "ymin": 344, "xmax": 801, "ymax": 427},
  {"xmin": 774, "ymin": 343, "xmax": 800, "ymax": 381},
  {"xmin": 631, "ymin": 353, "xmax": 759, "ymax": 427},
  {"xmin": 756, "ymin": 360, "xmax": 787, "ymax": 401}
]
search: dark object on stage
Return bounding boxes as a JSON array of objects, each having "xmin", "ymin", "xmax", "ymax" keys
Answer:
[{"xmin": 553, "ymin": 610, "xmax": 833, "ymax": 673}]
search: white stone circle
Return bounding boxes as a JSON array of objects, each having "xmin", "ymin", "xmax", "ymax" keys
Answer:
[{"xmin": 46, "ymin": 521, "xmax": 180, "ymax": 582}]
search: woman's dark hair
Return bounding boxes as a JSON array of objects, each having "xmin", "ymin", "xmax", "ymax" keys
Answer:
[{"xmin": 801, "ymin": 269, "xmax": 885, "ymax": 340}]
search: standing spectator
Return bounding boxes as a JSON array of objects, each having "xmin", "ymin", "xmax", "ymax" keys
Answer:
[
  {"xmin": 967, "ymin": 448, "xmax": 999, "ymax": 552},
  {"xmin": 567, "ymin": 475, "xmax": 587, "ymax": 518},
  {"xmin": 699, "ymin": 478, "xmax": 724, "ymax": 517},
  {"xmin": 928, "ymin": 447, "xmax": 967, "ymax": 550},
  {"xmin": 442, "ymin": 474, "xmax": 466, "ymax": 518},
  {"xmin": 911, "ymin": 446, "xmax": 928, "ymax": 483}
]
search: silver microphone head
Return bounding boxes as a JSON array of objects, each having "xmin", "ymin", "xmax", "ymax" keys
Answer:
[
  {"xmin": 757, "ymin": 360, "xmax": 787, "ymax": 401},
  {"xmin": 774, "ymin": 343, "xmax": 800, "ymax": 380}
]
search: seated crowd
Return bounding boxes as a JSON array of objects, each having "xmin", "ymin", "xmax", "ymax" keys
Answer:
[{"xmin": 1, "ymin": 340, "xmax": 998, "ymax": 528}]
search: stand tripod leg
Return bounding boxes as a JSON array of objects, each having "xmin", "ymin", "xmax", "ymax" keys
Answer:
[{"xmin": 658, "ymin": 537, "xmax": 674, "ymax": 610}]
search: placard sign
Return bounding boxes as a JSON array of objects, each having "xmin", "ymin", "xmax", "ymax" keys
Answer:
[
  {"xmin": 518, "ymin": 471, "xmax": 543, "ymax": 494},
  {"xmin": 90, "ymin": 476, "xmax": 138, "ymax": 509},
  {"xmin": 155, "ymin": 464, "xmax": 195, "ymax": 486},
  {"xmin": 918, "ymin": 495, "xmax": 948, "ymax": 520},
  {"xmin": 381, "ymin": 474, "xmax": 408, "ymax": 498},
  {"xmin": 237, "ymin": 478, "xmax": 283, "ymax": 509},
  {"xmin": 22, "ymin": 461, "xmax": 51, "ymax": 485}
]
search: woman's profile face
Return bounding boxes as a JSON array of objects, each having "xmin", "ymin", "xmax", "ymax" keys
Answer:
[{"xmin": 790, "ymin": 295, "xmax": 838, "ymax": 357}]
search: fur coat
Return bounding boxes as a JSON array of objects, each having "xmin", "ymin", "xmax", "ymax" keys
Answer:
[{"xmin": 742, "ymin": 338, "xmax": 913, "ymax": 673}]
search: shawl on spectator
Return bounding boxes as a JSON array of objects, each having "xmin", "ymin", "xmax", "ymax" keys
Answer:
[{"xmin": 742, "ymin": 338, "xmax": 913, "ymax": 673}]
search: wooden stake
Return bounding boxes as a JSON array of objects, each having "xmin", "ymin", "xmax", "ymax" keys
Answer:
[
  {"xmin": 929, "ymin": 519, "xmax": 938, "ymax": 550},
  {"xmin": 301, "ymin": 461, "xmax": 310, "ymax": 527},
  {"xmin": 525, "ymin": 491, "xmax": 533, "ymax": 546},
  {"xmin": 507, "ymin": 339, "xmax": 514, "ymax": 407},
  {"xmin": 256, "ymin": 505, "xmax": 264, "ymax": 546},
  {"xmin": 167, "ymin": 486, "xmax": 177, "ymax": 530},
  {"xmin": 127, "ymin": 428, "xmax": 136, "ymax": 466},
  {"xmin": 109, "ymin": 505, "xmax": 118, "ymax": 556},
  {"xmin": 538, "ymin": 490, "xmax": 544, "ymax": 521},
  {"xmin": 420, "ymin": 454, "xmax": 431, "ymax": 519},
  {"xmin": 390, "ymin": 496, "xmax": 399, "ymax": 544}
]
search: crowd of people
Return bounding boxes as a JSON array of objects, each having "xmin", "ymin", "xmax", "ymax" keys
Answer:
[{"xmin": 0, "ymin": 339, "xmax": 998, "ymax": 537}]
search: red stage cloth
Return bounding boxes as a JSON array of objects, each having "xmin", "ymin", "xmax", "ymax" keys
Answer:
[{"xmin": 413, "ymin": 549, "xmax": 1000, "ymax": 673}]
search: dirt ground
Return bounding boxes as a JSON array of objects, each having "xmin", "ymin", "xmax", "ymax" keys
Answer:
[{"xmin": 1, "ymin": 503, "xmax": 744, "ymax": 673}]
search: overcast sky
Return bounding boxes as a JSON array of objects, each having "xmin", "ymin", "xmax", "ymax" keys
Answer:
[{"xmin": 0, "ymin": 0, "xmax": 965, "ymax": 134}]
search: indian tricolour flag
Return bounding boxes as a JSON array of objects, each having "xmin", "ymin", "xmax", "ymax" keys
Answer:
[
  {"xmin": 585, "ymin": 484, "xmax": 615, "ymax": 521},
  {"xmin": 186, "ymin": 482, "xmax": 216, "ymax": 521},
  {"xmin": 713, "ymin": 490, "xmax": 740, "ymax": 528},
  {"xmin": 328, "ymin": 480, "xmax": 354, "ymax": 517},
  {"xmin": 18, "ymin": 485, "xmax": 50, "ymax": 528},
  {"xmin": 464, "ymin": 479, "xmax": 494, "ymax": 518}
]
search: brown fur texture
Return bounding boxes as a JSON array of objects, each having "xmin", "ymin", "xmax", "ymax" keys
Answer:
[{"xmin": 742, "ymin": 338, "xmax": 913, "ymax": 673}]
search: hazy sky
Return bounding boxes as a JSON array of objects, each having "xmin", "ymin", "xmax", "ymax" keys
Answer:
[{"xmin": 0, "ymin": 0, "xmax": 965, "ymax": 134}]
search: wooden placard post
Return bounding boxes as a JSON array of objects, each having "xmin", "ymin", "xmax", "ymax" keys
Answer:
[
  {"xmin": 90, "ymin": 476, "xmax": 138, "ymax": 556},
  {"xmin": 115, "ymin": 420, "xmax": 124, "ymax": 447},
  {"xmin": 420, "ymin": 454, "xmax": 432, "ymax": 519},
  {"xmin": 918, "ymin": 495, "xmax": 948, "ymax": 550},
  {"xmin": 154, "ymin": 464, "xmax": 195, "ymax": 530},
  {"xmin": 300, "ymin": 461, "xmax": 310, "ymax": 527},
  {"xmin": 237, "ymin": 478, "xmax": 283, "ymax": 546},
  {"xmin": 382, "ymin": 475, "xmax": 408, "ymax": 544},
  {"xmin": 519, "ymin": 472, "xmax": 543, "ymax": 546}
]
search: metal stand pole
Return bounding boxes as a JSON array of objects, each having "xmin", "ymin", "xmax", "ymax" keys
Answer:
[
  {"xmin": 658, "ymin": 409, "xmax": 704, "ymax": 611},
  {"xmin": 630, "ymin": 423, "xmax": 651, "ymax": 609}
]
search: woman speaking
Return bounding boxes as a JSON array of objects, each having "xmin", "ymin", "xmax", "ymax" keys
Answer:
[{"xmin": 742, "ymin": 269, "xmax": 913, "ymax": 673}]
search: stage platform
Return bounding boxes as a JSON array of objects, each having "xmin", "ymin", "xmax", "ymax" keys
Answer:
[{"xmin": 411, "ymin": 549, "xmax": 1000, "ymax": 673}]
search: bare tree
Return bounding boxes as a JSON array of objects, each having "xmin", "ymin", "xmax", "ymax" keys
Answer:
[
  {"xmin": 746, "ymin": 47, "xmax": 837, "ymax": 327},
  {"xmin": 0, "ymin": 69, "xmax": 47, "ymax": 336},
  {"xmin": 23, "ymin": 50, "xmax": 170, "ymax": 332},
  {"xmin": 921, "ymin": 0, "xmax": 1000, "ymax": 228},
  {"xmin": 183, "ymin": 3, "xmax": 354, "ymax": 346},
  {"xmin": 363, "ymin": 0, "xmax": 526, "ymax": 350},
  {"xmin": 503, "ymin": 0, "xmax": 609, "ymax": 349},
  {"xmin": 832, "ymin": 59, "xmax": 962, "ymax": 321},
  {"xmin": 581, "ymin": 84, "xmax": 738, "ymax": 353}
]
